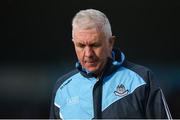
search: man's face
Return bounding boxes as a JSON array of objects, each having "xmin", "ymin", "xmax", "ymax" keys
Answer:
[{"xmin": 73, "ymin": 28, "xmax": 114, "ymax": 75}]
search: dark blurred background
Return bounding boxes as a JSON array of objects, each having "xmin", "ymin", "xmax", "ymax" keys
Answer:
[{"xmin": 1, "ymin": 0, "xmax": 180, "ymax": 118}]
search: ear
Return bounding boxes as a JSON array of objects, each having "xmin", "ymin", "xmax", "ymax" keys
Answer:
[{"xmin": 109, "ymin": 36, "xmax": 116, "ymax": 49}]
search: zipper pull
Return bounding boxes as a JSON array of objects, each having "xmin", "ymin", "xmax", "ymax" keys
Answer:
[{"xmin": 96, "ymin": 77, "xmax": 100, "ymax": 82}]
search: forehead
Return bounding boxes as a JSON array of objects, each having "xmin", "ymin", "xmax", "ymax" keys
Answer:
[{"xmin": 73, "ymin": 28, "xmax": 104, "ymax": 43}]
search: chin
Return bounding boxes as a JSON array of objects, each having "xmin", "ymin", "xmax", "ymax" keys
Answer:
[{"xmin": 86, "ymin": 67, "xmax": 98, "ymax": 73}]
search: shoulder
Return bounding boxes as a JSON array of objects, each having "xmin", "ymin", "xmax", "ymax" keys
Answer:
[
  {"xmin": 122, "ymin": 60, "xmax": 159, "ymax": 87},
  {"xmin": 52, "ymin": 69, "xmax": 79, "ymax": 94}
]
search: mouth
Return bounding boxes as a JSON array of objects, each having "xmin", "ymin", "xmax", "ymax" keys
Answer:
[{"xmin": 84, "ymin": 60, "xmax": 97, "ymax": 66}]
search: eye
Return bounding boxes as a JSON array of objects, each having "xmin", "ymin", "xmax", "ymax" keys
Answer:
[
  {"xmin": 76, "ymin": 43, "xmax": 85, "ymax": 48},
  {"xmin": 91, "ymin": 43, "xmax": 101, "ymax": 48}
]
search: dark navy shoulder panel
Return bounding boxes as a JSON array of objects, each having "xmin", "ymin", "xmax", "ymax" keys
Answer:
[
  {"xmin": 122, "ymin": 61, "xmax": 160, "ymax": 87},
  {"xmin": 53, "ymin": 69, "xmax": 79, "ymax": 93}
]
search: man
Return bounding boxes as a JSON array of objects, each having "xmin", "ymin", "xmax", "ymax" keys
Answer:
[{"xmin": 50, "ymin": 9, "xmax": 172, "ymax": 119}]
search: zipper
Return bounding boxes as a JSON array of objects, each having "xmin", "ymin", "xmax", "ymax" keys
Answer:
[{"xmin": 92, "ymin": 72, "xmax": 104, "ymax": 119}]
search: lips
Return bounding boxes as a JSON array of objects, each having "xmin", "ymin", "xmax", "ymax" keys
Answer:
[
  {"xmin": 85, "ymin": 60, "xmax": 95, "ymax": 63},
  {"xmin": 85, "ymin": 61, "xmax": 96, "ymax": 64},
  {"xmin": 84, "ymin": 60, "xmax": 97, "ymax": 66}
]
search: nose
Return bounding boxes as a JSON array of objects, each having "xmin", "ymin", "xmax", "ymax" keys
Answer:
[{"xmin": 84, "ymin": 47, "xmax": 94, "ymax": 57}]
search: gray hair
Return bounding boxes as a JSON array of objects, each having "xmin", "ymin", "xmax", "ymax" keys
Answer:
[{"xmin": 72, "ymin": 9, "xmax": 112, "ymax": 40}]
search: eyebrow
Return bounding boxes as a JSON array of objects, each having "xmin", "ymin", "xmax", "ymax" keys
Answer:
[{"xmin": 76, "ymin": 41, "xmax": 100, "ymax": 45}]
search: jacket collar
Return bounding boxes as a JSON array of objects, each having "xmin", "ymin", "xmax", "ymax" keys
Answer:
[{"xmin": 75, "ymin": 48, "xmax": 125, "ymax": 78}]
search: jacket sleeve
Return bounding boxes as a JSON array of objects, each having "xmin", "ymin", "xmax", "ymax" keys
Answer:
[
  {"xmin": 145, "ymin": 70, "xmax": 172, "ymax": 119},
  {"xmin": 49, "ymin": 88, "xmax": 61, "ymax": 119}
]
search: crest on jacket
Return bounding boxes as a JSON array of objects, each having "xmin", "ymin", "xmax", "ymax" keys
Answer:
[{"xmin": 114, "ymin": 84, "xmax": 129, "ymax": 97}]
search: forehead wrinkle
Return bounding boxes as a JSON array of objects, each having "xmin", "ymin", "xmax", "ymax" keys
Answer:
[{"xmin": 74, "ymin": 29, "xmax": 100, "ymax": 45}]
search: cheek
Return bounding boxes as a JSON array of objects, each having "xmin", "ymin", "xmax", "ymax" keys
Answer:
[
  {"xmin": 98, "ymin": 47, "xmax": 111, "ymax": 58},
  {"xmin": 75, "ymin": 49, "xmax": 84, "ymax": 60},
  {"xmin": 96, "ymin": 48, "xmax": 108, "ymax": 59}
]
